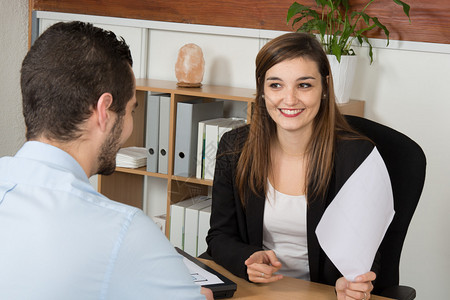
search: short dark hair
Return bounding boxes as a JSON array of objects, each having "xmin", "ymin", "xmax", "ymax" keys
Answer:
[{"xmin": 21, "ymin": 21, "xmax": 134, "ymax": 141}]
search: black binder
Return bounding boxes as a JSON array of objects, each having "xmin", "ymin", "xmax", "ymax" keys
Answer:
[{"xmin": 175, "ymin": 247, "xmax": 237, "ymax": 299}]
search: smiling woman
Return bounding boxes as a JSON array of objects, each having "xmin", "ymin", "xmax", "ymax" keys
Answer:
[{"xmin": 206, "ymin": 32, "xmax": 388, "ymax": 300}]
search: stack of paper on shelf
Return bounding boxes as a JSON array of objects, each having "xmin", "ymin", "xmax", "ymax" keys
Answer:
[
  {"xmin": 116, "ymin": 147, "xmax": 148, "ymax": 168},
  {"xmin": 151, "ymin": 214, "xmax": 166, "ymax": 233},
  {"xmin": 169, "ymin": 195, "xmax": 210, "ymax": 250}
]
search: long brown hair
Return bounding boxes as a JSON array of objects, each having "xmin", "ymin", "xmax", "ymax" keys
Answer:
[{"xmin": 236, "ymin": 32, "xmax": 362, "ymax": 206}]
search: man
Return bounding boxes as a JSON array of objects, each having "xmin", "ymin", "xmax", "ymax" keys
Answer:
[{"xmin": 0, "ymin": 21, "xmax": 212, "ymax": 300}]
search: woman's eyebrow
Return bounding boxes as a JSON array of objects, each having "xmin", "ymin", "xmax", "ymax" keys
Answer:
[{"xmin": 266, "ymin": 76, "xmax": 316, "ymax": 81}]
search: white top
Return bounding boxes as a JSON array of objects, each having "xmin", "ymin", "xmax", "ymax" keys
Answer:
[
  {"xmin": 0, "ymin": 141, "xmax": 204, "ymax": 300},
  {"xmin": 263, "ymin": 180, "xmax": 310, "ymax": 280}
]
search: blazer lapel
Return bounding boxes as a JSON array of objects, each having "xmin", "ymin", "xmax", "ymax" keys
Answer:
[
  {"xmin": 245, "ymin": 190, "xmax": 265, "ymax": 246},
  {"xmin": 307, "ymin": 192, "xmax": 328, "ymax": 282}
]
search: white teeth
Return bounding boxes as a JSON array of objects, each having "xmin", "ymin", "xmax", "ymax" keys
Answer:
[{"xmin": 280, "ymin": 109, "xmax": 303, "ymax": 115}]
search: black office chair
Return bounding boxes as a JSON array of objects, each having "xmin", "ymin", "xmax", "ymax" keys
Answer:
[{"xmin": 345, "ymin": 115, "xmax": 426, "ymax": 300}]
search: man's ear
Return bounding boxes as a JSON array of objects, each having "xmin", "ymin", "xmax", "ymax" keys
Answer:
[{"xmin": 96, "ymin": 93, "xmax": 113, "ymax": 132}]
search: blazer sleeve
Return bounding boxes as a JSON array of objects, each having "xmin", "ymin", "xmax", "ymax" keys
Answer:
[{"xmin": 206, "ymin": 126, "xmax": 262, "ymax": 279}]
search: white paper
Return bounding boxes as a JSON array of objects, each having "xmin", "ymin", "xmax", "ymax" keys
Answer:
[
  {"xmin": 315, "ymin": 147, "xmax": 394, "ymax": 281},
  {"xmin": 182, "ymin": 257, "xmax": 224, "ymax": 286},
  {"xmin": 116, "ymin": 147, "xmax": 148, "ymax": 168}
]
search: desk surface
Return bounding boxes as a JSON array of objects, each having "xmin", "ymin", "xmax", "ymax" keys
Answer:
[{"xmin": 199, "ymin": 259, "xmax": 393, "ymax": 300}]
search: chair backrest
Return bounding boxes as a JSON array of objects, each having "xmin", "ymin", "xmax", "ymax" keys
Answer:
[{"xmin": 345, "ymin": 115, "xmax": 426, "ymax": 293}]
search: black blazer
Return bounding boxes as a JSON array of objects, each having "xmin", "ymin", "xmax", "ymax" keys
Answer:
[{"xmin": 206, "ymin": 125, "xmax": 379, "ymax": 287}]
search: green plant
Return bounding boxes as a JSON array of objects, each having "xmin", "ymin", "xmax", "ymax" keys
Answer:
[{"xmin": 286, "ymin": 0, "xmax": 411, "ymax": 63}]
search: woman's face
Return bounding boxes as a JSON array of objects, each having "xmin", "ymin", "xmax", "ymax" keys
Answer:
[{"xmin": 264, "ymin": 57, "xmax": 323, "ymax": 136}]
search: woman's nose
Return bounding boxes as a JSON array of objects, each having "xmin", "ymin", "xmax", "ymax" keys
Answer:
[{"xmin": 283, "ymin": 87, "xmax": 298, "ymax": 105}]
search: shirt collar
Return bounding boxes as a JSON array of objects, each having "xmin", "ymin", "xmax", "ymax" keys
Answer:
[{"xmin": 15, "ymin": 141, "xmax": 90, "ymax": 184}]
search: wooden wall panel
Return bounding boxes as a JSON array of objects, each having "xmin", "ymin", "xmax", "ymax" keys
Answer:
[{"xmin": 31, "ymin": 0, "xmax": 450, "ymax": 45}]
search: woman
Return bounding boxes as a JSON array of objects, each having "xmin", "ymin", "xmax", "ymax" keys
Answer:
[{"xmin": 206, "ymin": 32, "xmax": 380, "ymax": 300}]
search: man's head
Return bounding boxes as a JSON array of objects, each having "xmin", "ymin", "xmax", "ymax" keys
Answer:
[
  {"xmin": 21, "ymin": 21, "xmax": 135, "ymax": 142},
  {"xmin": 20, "ymin": 21, "xmax": 136, "ymax": 176}
]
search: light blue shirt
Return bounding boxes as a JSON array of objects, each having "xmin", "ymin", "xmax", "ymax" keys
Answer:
[{"xmin": 0, "ymin": 141, "xmax": 205, "ymax": 300}]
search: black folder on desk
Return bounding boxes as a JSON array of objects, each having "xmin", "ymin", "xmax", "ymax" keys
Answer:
[{"xmin": 175, "ymin": 247, "xmax": 237, "ymax": 299}]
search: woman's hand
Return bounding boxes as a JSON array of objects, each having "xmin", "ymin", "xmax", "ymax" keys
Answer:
[
  {"xmin": 335, "ymin": 271, "xmax": 376, "ymax": 300},
  {"xmin": 244, "ymin": 250, "xmax": 283, "ymax": 283}
]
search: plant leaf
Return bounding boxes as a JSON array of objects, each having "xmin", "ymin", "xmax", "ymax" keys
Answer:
[
  {"xmin": 331, "ymin": 39, "xmax": 342, "ymax": 62},
  {"xmin": 298, "ymin": 19, "xmax": 320, "ymax": 33},
  {"xmin": 371, "ymin": 17, "xmax": 390, "ymax": 45},
  {"xmin": 341, "ymin": 0, "xmax": 350, "ymax": 10},
  {"xmin": 287, "ymin": 2, "xmax": 317, "ymax": 23},
  {"xmin": 392, "ymin": 0, "xmax": 411, "ymax": 22},
  {"xmin": 362, "ymin": 36, "xmax": 374, "ymax": 64},
  {"xmin": 352, "ymin": 11, "xmax": 370, "ymax": 26}
]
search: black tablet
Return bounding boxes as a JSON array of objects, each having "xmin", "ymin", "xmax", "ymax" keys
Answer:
[{"xmin": 175, "ymin": 247, "xmax": 237, "ymax": 299}]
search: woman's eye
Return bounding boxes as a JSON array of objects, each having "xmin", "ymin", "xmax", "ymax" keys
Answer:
[
  {"xmin": 269, "ymin": 83, "xmax": 281, "ymax": 88},
  {"xmin": 299, "ymin": 83, "xmax": 311, "ymax": 88}
]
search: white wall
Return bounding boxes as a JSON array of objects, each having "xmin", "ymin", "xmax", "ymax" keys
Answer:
[
  {"xmin": 352, "ymin": 46, "xmax": 450, "ymax": 299},
  {"xmin": 0, "ymin": 0, "xmax": 28, "ymax": 156},
  {"xmin": 2, "ymin": 5, "xmax": 449, "ymax": 299}
]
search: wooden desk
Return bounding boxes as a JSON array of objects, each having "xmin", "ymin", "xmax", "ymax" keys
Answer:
[{"xmin": 199, "ymin": 259, "xmax": 393, "ymax": 300}]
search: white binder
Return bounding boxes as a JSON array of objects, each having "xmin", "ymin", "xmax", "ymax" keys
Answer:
[
  {"xmin": 174, "ymin": 100, "xmax": 223, "ymax": 177},
  {"xmin": 184, "ymin": 199, "xmax": 212, "ymax": 256},
  {"xmin": 158, "ymin": 95, "xmax": 171, "ymax": 174},
  {"xmin": 169, "ymin": 195, "xmax": 209, "ymax": 249},
  {"xmin": 196, "ymin": 118, "xmax": 226, "ymax": 179},
  {"xmin": 197, "ymin": 205, "xmax": 212, "ymax": 256},
  {"xmin": 204, "ymin": 118, "xmax": 246, "ymax": 180}
]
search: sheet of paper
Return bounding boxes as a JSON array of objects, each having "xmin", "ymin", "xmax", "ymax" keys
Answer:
[
  {"xmin": 315, "ymin": 147, "xmax": 394, "ymax": 281},
  {"xmin": 182, "ymin": 257, "xmax": 224, "ymax": 286}
]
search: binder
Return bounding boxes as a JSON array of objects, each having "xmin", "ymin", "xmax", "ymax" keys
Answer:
[
  {"xmin": 145, "ymin": 93, "xmax": 162, "ymax": 172},
  {"xmin": 196, "ymin": 118, "xmax": 226, "ymax": 179},
  {"xmin": 204, "ymin": 118, "xmax": 246, "ymax": 180},
  {"xmin": 158, "ymin": 95, "xmax": 171, "ymax": 174},
  {"xmin": 218, "ymin": 118, "xmax": 246, "ymax": 142},
  {"xmin": 197, "ymin": 205, "xmax": 211, "ymax": 256},
  {"xmin": 174, "ymin": 100, "xmax": 223, "ymax": 177},
  {"xmin": 184, "ymin": 199, "xmax": 212, "ymax": 256},
  {"xmin": 169, "ymin": 195, "xmax": 210, "ymax": 249}
]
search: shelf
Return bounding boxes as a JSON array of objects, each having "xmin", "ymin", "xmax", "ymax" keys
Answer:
[
  {"xmin": 115, "ymin": 167, "xmax": 169, "ymax": 179},
  {"xmin": 113, "ymin": 167, "xmax": 213, "ymax": 186},
  {"xmin": 172, "ymin": 175, "xmax": 214, "ymax": 187},
  {"xmin": 136, "ymin": 79, "xmax": 255, "ymax": 102}
]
